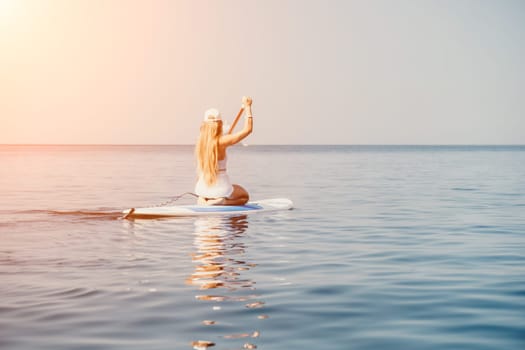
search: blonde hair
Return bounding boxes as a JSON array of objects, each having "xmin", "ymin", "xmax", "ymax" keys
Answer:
[{"xmin": 195, "ymin": 120, "xmax": 223, "ymax": 185}]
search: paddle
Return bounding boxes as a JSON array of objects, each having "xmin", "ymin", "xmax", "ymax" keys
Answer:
[
  {"xmin": 228, "ymin": 107, "xmax": 244, "ymax": 134},
  {"xmin": 123, "ymin": 208, "xmax": 135, "ymax": 220}
]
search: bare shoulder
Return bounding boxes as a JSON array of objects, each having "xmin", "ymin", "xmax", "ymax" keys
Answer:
[{"xmin": 219, "ymin": 134, "xmax": 237, "ymax": 147}]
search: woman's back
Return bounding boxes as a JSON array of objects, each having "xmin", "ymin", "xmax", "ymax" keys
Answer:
[{"xmin": 194, "ymin": 97, "xmax": 254, "ymax": 205}]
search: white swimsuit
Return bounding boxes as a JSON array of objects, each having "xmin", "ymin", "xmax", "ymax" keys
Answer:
[{"xmin": 194, "ymin": 158, "xmax": 234, "ymax": 198}]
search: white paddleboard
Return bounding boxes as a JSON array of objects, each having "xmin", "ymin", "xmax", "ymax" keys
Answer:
[{"xmin": 122, "ymin": 198, "xmax": 293, "ymax": 218}]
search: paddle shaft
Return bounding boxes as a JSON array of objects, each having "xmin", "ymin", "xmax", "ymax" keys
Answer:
[{"xmin": 228, "ymin": 107, "xmax": 244, "ymax": 134}]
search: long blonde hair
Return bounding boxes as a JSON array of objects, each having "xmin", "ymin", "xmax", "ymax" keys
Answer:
[{"xmin": 195, "ymin": 120, "xmax": 223, "ymax": 185}]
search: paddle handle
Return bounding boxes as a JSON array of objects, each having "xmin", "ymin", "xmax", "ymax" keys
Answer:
[
  {"xmin": 123, "ymin": 208, "xmax": 135, "ymax": 220},
  {"xmin": 228, "ymin": 107, "xmax": 244, "ymax": 134}
]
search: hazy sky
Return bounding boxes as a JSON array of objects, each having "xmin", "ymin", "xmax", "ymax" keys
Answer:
[{"xmin": 1, "ymin": 0, "xmax": 524, "ymax": 144}]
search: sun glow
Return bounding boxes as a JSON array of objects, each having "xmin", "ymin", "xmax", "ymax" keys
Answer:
[
  {"xmin": 0, "ymin": 0, "xmax": 16, "ymax": 15},
  {"xmin": 0, "ymin": 0, "xmax": 22, "ymax": 27}
]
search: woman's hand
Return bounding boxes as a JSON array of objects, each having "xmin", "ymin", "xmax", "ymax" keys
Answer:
[{"xmin": 242, "ymin": 96, "xmax": 252, "ymax": 108}]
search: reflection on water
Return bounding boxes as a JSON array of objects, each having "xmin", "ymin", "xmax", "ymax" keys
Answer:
[
  {"xmin": 3, "ymin": 146, "xmax": 524, "ymax": 350},
  {"xmin": 187, "ymin": 215, "xmax": 264, "ymax": 349}
]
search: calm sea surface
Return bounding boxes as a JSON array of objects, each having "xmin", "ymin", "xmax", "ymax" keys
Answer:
[{"xmin": 1, "ymin": 145, "xmax": 524, "ymax": 350}]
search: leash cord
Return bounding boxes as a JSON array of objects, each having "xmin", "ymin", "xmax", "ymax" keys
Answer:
[
  {"xmin": 153, "ymin": 192, "xmax": 198, "ymax": 207},
  {"xmin": 122, "ymin": 192, "xmax": 199, "ymax": 219}
]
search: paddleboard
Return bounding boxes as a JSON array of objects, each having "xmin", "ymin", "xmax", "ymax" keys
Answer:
[{"xmin": 122, "ymin": 198, "xmax": 293, "ymax": 219}]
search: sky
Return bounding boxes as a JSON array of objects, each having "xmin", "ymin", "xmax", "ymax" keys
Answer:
[{"xmin": 1, "ymin": 0, "xmax": 524, "ymax": 145}]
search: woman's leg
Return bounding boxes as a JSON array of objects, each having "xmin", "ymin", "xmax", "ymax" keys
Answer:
[
  {"xmin": 223, "ymin": 184, "xmax": 249, "ymax": 205},
  {"xmin": 198, "ymin": 196, "xmax": 225, "ymax": 205},
  {"xmin": 197, "ymin": 185, "xmax": 249, "ymax": 206}
]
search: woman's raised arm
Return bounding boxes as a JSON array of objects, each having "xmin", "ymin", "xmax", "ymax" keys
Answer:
[{"xmin": 220, "ymin": 97, "xmax": 253, "ymax": 147}]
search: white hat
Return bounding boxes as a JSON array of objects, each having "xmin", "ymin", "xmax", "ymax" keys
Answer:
[{"xmin": 203, "ymin": 108, "xmax": 222, "ymax": 122}]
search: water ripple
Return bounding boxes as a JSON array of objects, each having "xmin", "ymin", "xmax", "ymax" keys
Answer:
[{"xmin": 1, "ymin": 145, "xmax": 525, "ymax": 349}]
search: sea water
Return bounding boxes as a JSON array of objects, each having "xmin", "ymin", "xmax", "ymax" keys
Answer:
[{"xmin": 1, "ymin": 145, "xmax": 524, "ymax": 350}]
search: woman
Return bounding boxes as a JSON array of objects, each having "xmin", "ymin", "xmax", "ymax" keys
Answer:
[{"xmin": 194, "ymin": 96, "xmax": 253, "ymax": 206}]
